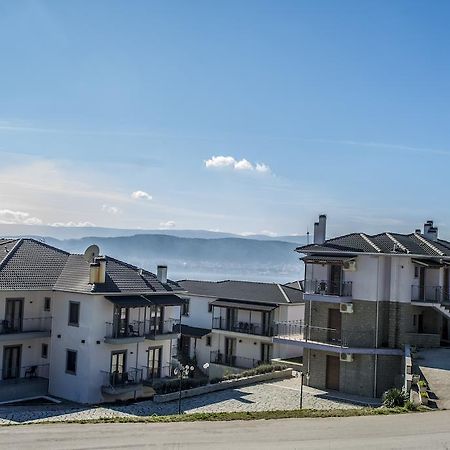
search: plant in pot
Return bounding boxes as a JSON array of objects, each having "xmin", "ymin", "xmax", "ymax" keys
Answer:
[
  {"xmin": 418, "ymin": 380, "xmax": 428, "ymax": 393},
  {"xmin": 420, "ymin": 391, "xmax": 429, "ymax": 406}
]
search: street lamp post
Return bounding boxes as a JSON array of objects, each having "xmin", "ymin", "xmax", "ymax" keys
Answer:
[
  {"xmin": 299, "ymin": 371, "xmax": 304, "ymax": 409},
  {"xmin": 174, "ymin": 364, "xmax": 194, "ymax": 415}
]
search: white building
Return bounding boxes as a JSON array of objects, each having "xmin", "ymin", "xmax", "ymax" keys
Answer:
[
  {"xmin": 0, "ymin": 238, "xmax": 185, "ymax": 404},
  {"xmin": 177, "ymin": 280, "xmax": 304, "ymax": 378}
]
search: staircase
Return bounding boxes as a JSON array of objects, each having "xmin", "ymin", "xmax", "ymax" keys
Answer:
[{"xmin": 433, "ymin": 304, "xmax": 450, "ymax": 320}]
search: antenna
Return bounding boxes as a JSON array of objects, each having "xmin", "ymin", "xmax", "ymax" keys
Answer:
[
  {"xmin": 306, "ymin": 228, "xmax": 310, "ymax": 245},
  {"xmin": 83, "ymin": 244, "xmax": 100, "ymax": 263}
]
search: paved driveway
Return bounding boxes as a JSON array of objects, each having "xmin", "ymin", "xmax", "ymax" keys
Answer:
[
  {"xmin": 0, "ymin": 378, "xmax": 374, "ymax": 425},
  {"xmin": 418, "ymin": 347, "xmax": 450, "ymax": 409}
]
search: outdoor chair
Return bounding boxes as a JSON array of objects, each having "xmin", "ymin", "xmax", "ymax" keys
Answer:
[{"xmin": 25, "ymin": 365, "xmax": 38, "ymax": 378}]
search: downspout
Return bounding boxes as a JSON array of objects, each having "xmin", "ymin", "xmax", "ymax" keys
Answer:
[
  {"xmin": 306, "ymin": 261, "xmax": 311, "ymax": 385},
  {"xmin": 374, "ymin": 256, "xmax": 380, "ymax": 398}
]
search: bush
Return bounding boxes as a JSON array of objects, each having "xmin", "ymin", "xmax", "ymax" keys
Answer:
[
  {"xmin": 382, "ymin": 388, "xmax": 409, "ymax": 408},
  {"xmin": 153, "ymin": 378, "xmax": 208, "ymax": 395},
  {"xmin": 404, "ymin": 400, "xmax": 417, "ymax": 411},
  {"xmin": 221, "ymin": 364, "xmax": 286, "ymax": 382}
]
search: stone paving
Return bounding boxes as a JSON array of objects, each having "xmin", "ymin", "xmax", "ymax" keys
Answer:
[{"xmin": 0, "ymin": 378, "xmax": 376, "ymax": 425}]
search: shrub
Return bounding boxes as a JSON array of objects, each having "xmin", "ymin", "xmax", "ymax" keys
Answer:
[
  {"xmin": 153, "ymin": 378, "xmax": 207, "ymax": 395},
  {"xmin": 382, "ymin": 388, "xmax": 409, "ymax": 408},
  {"xmin": 404, "ymin": 400, "xmax": 417, "ymax": 411}
]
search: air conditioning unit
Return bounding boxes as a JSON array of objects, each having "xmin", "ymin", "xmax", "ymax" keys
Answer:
[
  {"xmin": 343, "ymin": 260, "xmax": 357, "ymax": 271},
  {"xmin": 340, "ymin": 353, "xmax": 354, "ymax": 362},
  {"xmin": 340, "ymin": 303, "xmax": 353, "ymax": 314}
]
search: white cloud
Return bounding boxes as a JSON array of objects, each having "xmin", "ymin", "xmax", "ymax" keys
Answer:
[
  {"xmin": 50, "ymin": 221, "xmax": 96, "ymax": 227},
  {"xmin": 131, "ymin": 190, "xmax": 153, "ymax": 201},
  {"xmin": 159, "ymin": 220, "xmax": 176, "ymax": 229},
  {"xmin": 101, "ymin": 204, "xmax": 121, "ymax": 215},
  {"xmin": 0, "ymin": 209, "xmax": 43, "ymax": 225},
  {"xmin": 204, "ymin": 156, "xmax": 271, "ymax": 174}
]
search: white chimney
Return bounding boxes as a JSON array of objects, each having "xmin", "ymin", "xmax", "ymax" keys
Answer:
[
  {"xmin": 89, "ymin": 262, "xmax": 100, "ymax": 284},
  {"xmin": 95, "ymin": 257, "xmax": 106, "ymax": 284},
  {"xmin": 157, "ymin": 265, "xmax": 168, "ymax": 284},
  {"xmin": 423, "ymin": 220, "xmax": 438, "ymax": 241},
  {"xmin": 313, "ymin": 214, "xmax": 327, "ymax": 245}
]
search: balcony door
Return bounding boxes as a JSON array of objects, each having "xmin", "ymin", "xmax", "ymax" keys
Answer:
[
  {"xmin": 147, "ymin": 346, "xmax": 162, "ymax": 379},
  {"xmin": 224, "ymin": 337, "xmax": 236, "ymax": 365},
  {"xmin": 149, "ymin": 306, "xmax": 163, "ymax": 334},
  {"xmin": 444, "ymin": 268, "xmax": 449, "ymax": 303},
  {"xmin": 2, "ymin": 345, "xmax": 21, "ymax": 379},
  {"xmin": 110, "ymin": 350, "xmax": 126, "ymax": 385},
  {"xmin": 419, "ymin": 267, "xmax": 426, "ymax": 300},
  {"xmin": 327, "ymin": 309, "xmax": 342, "ymax": 343},
  {"xmin": 113, "ymin": 306, "xmax": 129, "ymax": 338},
  {"xmin": 226, "ymin": 308, "xmax": 237, "ymax": 331},
  {"xmin": 5, "ymin": 299, "xmax": 23, "ymax": 333},
  {"xmin": 329, "ymin": 265, "xmax": 342, "ymax": 296}
]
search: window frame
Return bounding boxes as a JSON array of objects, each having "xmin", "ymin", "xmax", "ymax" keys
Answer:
[
  {"xmin": 41, "ymin": 343, "xmax": 48, "ymax": 359},
  {"xmin": 44, "ymin": 297, "xmax": 51, "ymax": 312},
  {"xmin": 68, "ymin": 301, "xmax": 80, "ymax": 327},
  {"xmin": 66, "ymin": 349, "xmax": 77, "ymax": 375},
  {"xmin": 206, "ymin": 335, "xmax": 211, "ymax": 347}
]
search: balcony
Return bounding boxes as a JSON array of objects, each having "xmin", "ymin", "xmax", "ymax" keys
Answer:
[
  {"xmin": 0, "ymin": 317, "xmax": 51, "ymax": 340},
  {"xmin": 210, "ymin": 351, "xmax": 265, "ymax": 370},
  {"xmin": 304, "ymin": 280, "xmax": 352, "ymax": 300},
  {"xmin": 104, "ymin": 321, "xmax": 145, "ymax": 344},
  {"xmin": 145, "ymin": 318, "xmax": 180, "ymax": 340},
  {"xmin": 142, "ymin": 365, "xmax": 174, "ymax": 385},
  {"xmin": 212, "ymin": 317, "xmax": 274, "ymax": 337},
  {"xmin": 411, "ymin": 285, "xmax": 450, "ymax": 304},
  {"xmin": 101, "ymin": 367, "xmax": 143, "ymax": 395}
]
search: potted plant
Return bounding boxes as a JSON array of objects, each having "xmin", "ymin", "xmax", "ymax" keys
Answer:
[
  {"xmin": 420, "ymin": 391, "xmax": 429, "ymax": 406},
  {"xmin": 418, "ymin": 380, "xmax": 428, "ymax": 393}
]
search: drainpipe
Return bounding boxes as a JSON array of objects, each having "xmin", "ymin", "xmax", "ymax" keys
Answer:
[{"xmin": 374, "ymin": 256, "xmax": 380, "ymax": 398}]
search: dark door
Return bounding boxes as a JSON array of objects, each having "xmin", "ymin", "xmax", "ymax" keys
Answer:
[
  {"xmin": 5, "ymin": 299, "xmax": 23, "ymax": 333},
  {"xmin": 262, "ymin": 312, "xmax": 271, "ymax": 336},
  {"xmin": 3, "ymin": 345, "xmax": 21, "ymax": 379},
  {"xmin": 224, "ymin": 337, "xmax": 236, "ymax": 365},
  {"xmin": 329, "ymin": 265, "xmax": 342, "ymax": 295},
  {"xmin": 226, "ymin": 308, "xmax": 237, "ymax": 331},
  {"xmin": 418, "ymin": 314, "xmax": 424, "ymax": 333},
  {"xmin": 149, "ymin": 306, "xmax": 163, "ymax": 334},
  {"xmin": 419, "ymin": 267, "xmax": 426, "ymax": 300},
  {"xmin": 180, "ymin": 335, "xmax": 191, "ymax": 362},
  {"xmin": 444, "ymin": 268, "xmax": 449, "ymax": 303},
  {"xmin": 442, "ymin": 317, "xmax": 449, "ymax": 342},
  {"xmin": 326, "ymin": 355, "xmax": 340, "ymax": 391},
  {"xmin": 328, "ymin": 309, "xmax": 342, "ymax": 343},
  {"xmin": 110, "ymin": 351, "xmax": 126, "ymax": 385},
  {"xmin": 261, "ymin": 343, "xmax": 271, "ymax": 363},
  {"xmin": 147, "ymin": 347, "xmax": 162, "ymax": 380},
  {"xmin": 113, "ymin": 306, "xmax": 129, "ymax": 337}
]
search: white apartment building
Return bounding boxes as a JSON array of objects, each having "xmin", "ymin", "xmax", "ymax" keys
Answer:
[
  {"xmin": 0, "ymin": 238, "xmax": 185, "ymax": 404},
  {"xmin": 177, "ymin": 280, "xmax": 304, "ymax": 378}
]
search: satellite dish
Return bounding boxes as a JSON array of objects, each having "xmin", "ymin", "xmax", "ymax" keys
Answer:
[{"xmin": 83, "ymin": 244, "xmax": 100, "ymax": 263}]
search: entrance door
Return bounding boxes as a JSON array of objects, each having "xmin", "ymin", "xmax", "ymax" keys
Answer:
[
  {"xmin": 147, "ymin": 347, "xmax": 162, "ymax": 380},
  {"xmin": 329, "ymin": 265, "xmax": 342, "ymax": 295},
  {"xmin": 110, "ymin": 351, "xmax": 126, "ymax": 385},
  {"xmin": 3, "ymin": 345, "xmax": 21, "ymax": 379},
  {"xmin": 326, "ymin": 355, "xmax": 340, "ymax": 391},
  {"xmin": 224, "ymin": 337, "xmax": 236, "ymax": 365},
  {"xmin": 5, "ymin": 299, "xmax": 23, "ymax": 333},
  {"xmin": 327, "ymin": 309, "xmax": 342, "ymax": 343}
]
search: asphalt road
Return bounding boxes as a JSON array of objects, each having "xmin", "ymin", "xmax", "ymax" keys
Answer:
[{"xmin": 1, "ymin": 411, "xmax": 450, "ymax": 449}]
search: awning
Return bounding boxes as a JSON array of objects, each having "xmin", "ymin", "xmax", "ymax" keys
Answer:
[
  {"xmin": 412, "ymin": 258, "xmax": 443, "ymax": 268},
  {"xmin": 105, "ymin": 295, "xmax": 150, "ymax": 307},
  {"xmin": 301, "ymin": 255, "xmax": 357, "ymax": 265},
  {"xmin": 210, "ymin": 299, "xmax": 277, "ymax": 312},
  {"xmin": 174, "ymin": 324, "xmax": 211, "ymax": 338},
  {"xmin": 143, "ymin": 294, "xmax": 185, "ymax": 306}
]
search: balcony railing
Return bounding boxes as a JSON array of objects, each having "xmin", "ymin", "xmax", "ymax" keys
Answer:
[
  {"xmin": 142, "ymin": 365, "xmax": 174, "ymax": 383},
  {"xmin": 212, "ymin": 317, "xmax": 274, "ymax": 337},
  {"xmin": 1, "ymin": 363, "xmax": 50, "ymax": 381},
  {"xmin": 105, "ymin": 320, "xmax": 145, "ymax": 339},
  {"xmin": 101, "ymin": 367, "xmax": 143, "ymax": 389},
  {"xmin": 0, "ymin": 317, "xmax": 52, "ymax": 335},
  {"xmin": 210, "ymin": 351, "xmax": 265, "ymax": 369},
  {"xmin": 411, "ymin": 285, "xmax": 450, "ymax": 304},
  {"xmin": 145, "ymin": 318, "xmax": 181, "ymax": 338},
  {"xmin": 304, "ymin": 280, "xmax": 352, "ymax": 297}
]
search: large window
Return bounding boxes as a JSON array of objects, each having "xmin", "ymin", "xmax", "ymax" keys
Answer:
[
  {"xmin": 68, "ymin": 302, "xmax": 80, "ymax": 326},
  {"xmin": 66, "ymin": 350, "xmax": 77, "ymax": 375}
]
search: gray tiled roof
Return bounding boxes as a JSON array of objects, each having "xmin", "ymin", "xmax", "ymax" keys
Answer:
[
  {"xmin": 0, "ymin": 238, "xmax": 181, "ymax": 293},
  {"xmin": 297, "ymin": 232, "xmax": 450, "ymax": 257},
  {"xmin": 177, "ymin": 280, "xmax": 304, "ymax": 304}
]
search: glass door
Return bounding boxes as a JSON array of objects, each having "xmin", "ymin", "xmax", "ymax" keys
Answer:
[
  {"xmin": 3, "ymin": 345, "xmax": 21, "ymax": 379},
  {"xmin": 224, "ymin": 337, "xmax": 236, "ymax": 365},
  {"xmin": 110, "ymin": 351, "xmax": 126, "ymax": 385},
  {"xmin": 113, "ymin": 306, "xmax": 129, "ymax": 338},
  {"xmin": 5, "ymin": 299, "xmax": 23, "ymax": 333},
  {"xmin": 149, "ymin": 306, "xmax": 163, "ymax": 335},
  {"xmin": 147, "ymin": 347, "xmax": 162, "ymax": 380},
  {"xmin": 329, "ymin": 265, "xmax": 342, "ymax": 295}
]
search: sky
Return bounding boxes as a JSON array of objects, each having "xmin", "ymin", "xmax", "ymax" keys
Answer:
[{"xmin": 1, "ymin": 0, "xmax": 450, "ymax": 238}]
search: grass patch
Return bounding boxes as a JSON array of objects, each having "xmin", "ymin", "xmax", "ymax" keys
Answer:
[{"xmin": 6, "ymin": 406, "xmax": 428, "ymax": 426}]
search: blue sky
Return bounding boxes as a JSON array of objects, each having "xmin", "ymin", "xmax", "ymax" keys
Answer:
[{"xmin": 1, "ymin": 0, "xmax": 450, "ymax": 237}]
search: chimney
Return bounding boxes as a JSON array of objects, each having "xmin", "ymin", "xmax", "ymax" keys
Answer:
[
  {"xmin": 424, "ymin": 220, "xmax": 438, "ymax": 241},
  {"xmin": 313, "ymin": 214, "xmax": 327, "ymax": 245},
  {"xmin": 89, "ymin": 262, "xmax": 100, "ymax": 284},
  {"xmin": 95, "ymin": 257, "xmax": 107, "ymax": 284},
  {"xmin": 313, "ymin": 222, "xmax": 320, "ymax": 244},
  {"xmin": 157, "ymin": 265, "xmax": 168, "ymax": 284}
]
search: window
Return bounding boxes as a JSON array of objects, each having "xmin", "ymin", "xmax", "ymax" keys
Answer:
[
  {"xmin": 182, "ymin": 299, "xmax": 190, "ymax": 316},
  {"xmin": 41, "ymin": 343, "xmax": 48, "ymax": 359},
  {"xmin": 44, "ymin": 297, "xmax": 51, "ymax": 312},
  {"xmin": 208, "ymin": 303, "xmax": 213, "ymax": 313},
  {"xmin": 414, "ymin": 266, "xmax": 420, "ymax": 278},
  {"xmin": 206, "ymin": 335, "xmax": 211, "ymax": 347},
  {"xmin": 68, "ymin": 302, "xmax": 80, "ymax": 326},
  {"xmin": 66, "ymin": 350, "xmax": 77, "ymax": 374}
]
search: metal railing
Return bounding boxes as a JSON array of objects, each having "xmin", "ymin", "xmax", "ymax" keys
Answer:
[
  {"xmin": 411, "ymin": 285, "xmax": 450, "ymax": 304},
  {"xmin": 210, "ymin": 351, "xmax": 264, "ymax": 369},
  {"xmin": 0, "ymin": 317, "xmax": 52, "ymax": 335},
  {"xmin": 145, "ymin": 318, "xmax": 180, "ymax": 337},
  {"xmin": 1, "ymin": 363, "xmax": 50, "ymax": 381},
  {"xmin": 274, "ymin": 320, "xmax": 304, "ymax": 339},
  {"xmin": 304, "ymin": 280, "xmax": 353, "ymax": 297},
  {"xmin": 101, "ymin": 367, "xmax": 143, "ymax": 388},
  {"xmin": 212, "ymin": 317, "xmax": 274, "ymax": 337},
  {"xmin": 105, "ymin": 320, "xmax": 145, "ymax": 339},
  {"xmin": 142, "ymin": 365, "xmax": 174, "ymax": 383}
]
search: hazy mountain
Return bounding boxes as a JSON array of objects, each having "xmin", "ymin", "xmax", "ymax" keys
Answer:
[{"xmin": 41, "ymin": 234, "xmax": 306, "ymax": 284}]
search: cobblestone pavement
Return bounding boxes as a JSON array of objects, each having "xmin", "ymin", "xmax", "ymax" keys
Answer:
[{"xmin": 0, "ymin": 378, "xmax": 374, "ymax": 425}]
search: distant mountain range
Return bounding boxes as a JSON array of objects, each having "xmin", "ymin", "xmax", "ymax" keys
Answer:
[{"xmin": 0, "ymin": 225, "xmax": 307, "ymax": 283}]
